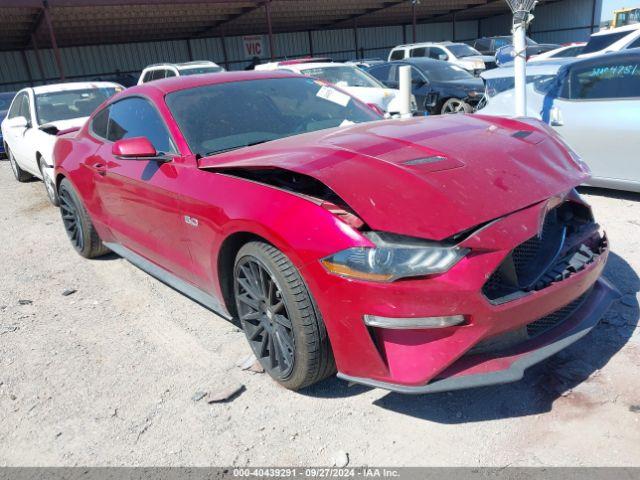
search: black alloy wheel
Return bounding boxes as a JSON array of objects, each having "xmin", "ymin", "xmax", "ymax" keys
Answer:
[
  {"xmin": 59, "ymin": 184, "xmax": 85, "ymax": 252},
  {"xmin": 235, "ymin": 257, "xmax": 296, "ymax": 379}
]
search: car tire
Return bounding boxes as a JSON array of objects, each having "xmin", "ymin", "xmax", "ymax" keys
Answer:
[
  {"xmin": 234, "ymin": 241, "xmax": 335, "ymax": 390},
  {"xmin": 39, "ymin": 156, "xmax": 59, "ymax": 207},
  {"xmin": 58, "ymin": 178, "xmax": 110, "ymax": 259},
  {"xmin": 441, "ymin": 98, "xmax": 473, "ymax": 114},
  {"xmin": 7, "ymin": 148, "xmax": 32, "ymax": 182}
]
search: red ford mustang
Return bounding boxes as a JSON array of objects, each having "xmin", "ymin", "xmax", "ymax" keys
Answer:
[{"xmin": 53, "ymin": 71, "xmax": 618, "ymax": 393}]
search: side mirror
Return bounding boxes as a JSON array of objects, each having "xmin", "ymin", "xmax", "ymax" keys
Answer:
[
  {"xmin": 112, "ymin": 137, "xmax": 158, "ymax": 159},
  {"xmin": 6, "ymin": 116, "xmax": 29, "ymax": 129}
]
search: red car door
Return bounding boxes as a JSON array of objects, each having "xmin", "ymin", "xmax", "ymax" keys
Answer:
[{"xmin": 92, "ymin": 96, "xmax": 194, "ymax": 281}]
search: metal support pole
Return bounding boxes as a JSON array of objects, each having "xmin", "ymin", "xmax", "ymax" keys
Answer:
[
  {"xmin": 264, "ymin": 0, "xmax": 275, "ymax": 61},
  {"xmin": 220, "ymin": 34, "xmax": 229, "ymax": 70},
  {"xmin": 31, "ymin": 33, "xmax": 46, "ymax": 83},
  {"xmin": 42, "ymin": 2, "xmax": 65, "ymax": 81},
  {"xmin": 412, "ymin": 1, "xmax": 417, "ymax": 42},
  {"xmin": 308, "ymin": 30, "xmax": 313, "ymax": 56},
  {"xmin": 353, "ymin": 20, "xmax": 359, "ymax": 59},
  {"xmin": 452, "ymin": 12, "xmax": 457, "ymax": 41},
  {"xmin": 21, "ymin": 50, "xmax": 34, "ymax": 87},
  {"xmin": 398, "ymin": 65, "xmax": 412, "ymax": 118},
  {"xmin": 513, "ymin": 16, "xmax": 527, "ymax": 116},
  {"xmin": 590, "ymin": 0, "xmax": 597, "ymax": 33},
  {"xmin": 186, "ymin": 39, "xmax": 194, "ymax": 61}
]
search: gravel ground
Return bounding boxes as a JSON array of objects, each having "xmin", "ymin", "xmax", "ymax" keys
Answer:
[{"xmin": 0, "ymin": 161, "xmax": 639, "ymax": 467}]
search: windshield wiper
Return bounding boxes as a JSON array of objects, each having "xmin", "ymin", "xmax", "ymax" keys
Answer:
[{"xmin": 204, "ymin": 139, "xmax": 271, "ymax": 157}]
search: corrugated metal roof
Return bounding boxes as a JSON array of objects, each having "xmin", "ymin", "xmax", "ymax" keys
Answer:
[{"xmin": 0, "ymin": 0, "xmax": 541, "ymax": 51}]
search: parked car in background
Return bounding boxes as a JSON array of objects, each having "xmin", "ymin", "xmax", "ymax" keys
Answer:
[
  {"xmin": 389, "ymin": 42, "xmax": 494, "ymax": 74},
  {"xmin": 368, "ymin": 58, "xmax": 484, "ymax": 114},
  {"xmin": 578, "ymin": 23, "xmax": 640, "ymax": 58},
  {"xmin": 53, "ymin": 71, "xmax": 616, "ymax": 393},
  {"xmin": 473, "ymin": 35, "xmax": 558, "ymax": 57},
  {"xmin": 138, "ymin": 60, "xmax": 224, "ymax": 84},
  {"xmin": 1, "ymin": 82, "xmax": 122, "ymax": 204},
  {"xmin": 479, "ymin": 50, "xmax": 640, "ymax": 192},
  {"xmin": 345, "ymin": 58, "xmax": 386, "ymax": 69},
  {"xmin": 256, "ymin": 59, "xmax": 414, "ymax": 115},
  {"xmin": 529, "ymin": 42, "xmax": 586, "ymax": 62},
  {"xmin": 0, "ymin": 91, "xmax": 16, "ymax": 158},
  {"xmin": 495, "ymin": 42, "xmax": 561, "ymax": 66}
]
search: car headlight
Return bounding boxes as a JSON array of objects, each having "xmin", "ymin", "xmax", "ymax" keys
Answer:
[{"xmin": 321, "ymin": 231, "xmax": 469, "ymax": 282}]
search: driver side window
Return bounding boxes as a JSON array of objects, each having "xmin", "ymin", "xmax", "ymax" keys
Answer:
[{"xmin": 105, "ymin": 97, "xmax": 175, "ymax": 154}]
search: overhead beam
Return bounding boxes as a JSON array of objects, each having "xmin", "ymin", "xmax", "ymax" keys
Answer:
[{"xmin": 42, "ymin": 0, "xmax": 65, "ymax": 80}]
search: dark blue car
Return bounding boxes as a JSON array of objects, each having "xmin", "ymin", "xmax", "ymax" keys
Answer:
[{"xmin": 0, "ymin": 91, "xmax": 17, "ymax": 157}]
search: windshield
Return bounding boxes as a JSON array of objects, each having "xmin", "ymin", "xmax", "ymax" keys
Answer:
[
  {"xmin": 179, "ymin": 66, "xmax": 224, "ymax": 76},
  {"xmin": 300, "ymin": 66, "xmax": 383, "ymax": 88},
  {"xmin": 493, "ymin": 36, "xmax": 538, "ymax": 49},
  {"xmin": 484, "ymin": 74, "xmax": 557, "ymax": 97},
  {"xmin": 447, "ymin": 44, "xmax": 482, "ymax": 58},
  {"xmin": 0, "ymin": 92, "xmax": 15, "ymax": 113},
  {"xmin": 35, "ymin": 87, "xmax": 119, "ymax": 125},
  {"xmin": 582, "ymin": 31, "xmax": 630, "ymax": 54},
  {"xmin": 425, "ymin": 63, "xmax": 474, "ymax": 82},
  {"xmin": 166, "ymin": 77, "xmax": 381, "ymax": 157}
]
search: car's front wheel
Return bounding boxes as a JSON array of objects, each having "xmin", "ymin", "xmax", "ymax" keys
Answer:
[
  {"xmin": 39, "ymin": 157, "xmax": 59, "ymax": 206},
  {"xmin": 58, "ymin": 178, "xmax": 110, "ymax": 259},
  {"xmin": 7, "ymin": 148, "xmax": 32, "ymax": 182},
  {"xmin": 234, "ymin": 241, "xmax": 335, "ymax": 390},
  {"xmin": 441, "ymin": 98, "xmax": 473, "ymax": 114}
]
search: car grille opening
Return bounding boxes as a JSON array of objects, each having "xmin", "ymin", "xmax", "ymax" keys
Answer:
[
  {"xmin": 467, "ymin": 290, "xmax": 590, "ymax": 356},
  {"xmin": 482, "ymin": 201, "xmax": 606, "ymax": 305}
]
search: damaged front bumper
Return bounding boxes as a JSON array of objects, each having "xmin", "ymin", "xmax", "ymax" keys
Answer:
[
  {"xmin": 337, "ymin": 277, "xmax": 619, "ymax": 393},
  {"xmin": 301, "ymin": 192, "xmax": 619, "ymax": 394}
]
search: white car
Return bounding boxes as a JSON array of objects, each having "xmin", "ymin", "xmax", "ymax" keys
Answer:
[
  {"xmin": 1, "ymin": 82, "xmax": 122, "ymax": 204},
  {"xmin": 478, "ymin": 51, "xmax": 640, "ymax": 192},
  {"xmin": 138, "ymin": 61, "xmax": 224, "ymax": 84},
  {"xmin": 529, "ymin": 42, "xmax": 586, "ymax": 62},
  {"xmin": 255, "ymin": 59, "xmax": 414, "ymax": 115},
  {"xmin": 578, "ymin": 23, "xmax": 640, "ymax": 58},
  {"xmin": 388, "ymin": 42, "xmax": 494, "ymax": 74}
]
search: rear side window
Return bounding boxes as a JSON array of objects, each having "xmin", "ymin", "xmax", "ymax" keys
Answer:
[
  {"xmin": 629, "ymin": 37, "xmax": 640, "ymax": 49},
  {"xmin": 390, "ymin": 50, "xmax": 405, "ymax": 60},
  {"xmin": 582, "ymin": 31, "xmax": 630, "ymax": 54},
  {"xmin": 107, "ymin": 97, "xmax": 174, "ymax": 153},
  {"xmin": 568, "ymin": 60, "xmax": 640, "ymax": 99},
  {"xmin": 410, "ymin": 47, "xmax": 427, "ymax": 57},
  {"xmin": 474, "ymin": 39, "xmax": 490, "ymax": 51},
  {"xmin": 164, "ymin": 69, "xmax": 177, "ymax": 78},
  {"xmin": 91, "ymin": 107, "xmax": 110, "ymax": 139},
  {"xmin": 19, "ymin": 94, "xmax": 31, "ymax": 123},
  {"xmin": 7, "ymin": 92, "xmax": 25, "ymax": 119}
]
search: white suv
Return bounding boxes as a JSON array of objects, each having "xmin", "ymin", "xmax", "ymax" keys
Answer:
[
  {"xmin": 137, "ymin": 61, "xmax": 224, "ymax": 84},
  {"xmin": 388, "ymin": 42, "xmax": 494, "ymax": 74}
]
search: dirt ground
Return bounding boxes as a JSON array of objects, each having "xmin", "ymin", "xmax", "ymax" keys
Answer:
[{"xmin": 1, "ymin": 160, "xmax": 639, "ymax": 467}]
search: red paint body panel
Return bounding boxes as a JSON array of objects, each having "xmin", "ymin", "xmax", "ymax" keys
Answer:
[{"xmin": 53, "ymin": 73, "xmax": 612, "ymax": 392}]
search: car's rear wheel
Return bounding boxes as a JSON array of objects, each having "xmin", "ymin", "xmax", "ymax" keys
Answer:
[
  {"xmin": 441, "ymin": 98, "xmax": 473, "ymax": 114},
  {"xmin": 8, "ymin": 148, "xmax": 32, "ymax": 182},
  {"xmin": 58, "ymin": 178, "xmax": 110, "ymax": 258},
  {"xmin": 234, "ymin": 241, "xmax": 335, "ymax": 390},
  {"xmin": 39, "ymin": 157, "xmax": 59, "ymax": 206}
]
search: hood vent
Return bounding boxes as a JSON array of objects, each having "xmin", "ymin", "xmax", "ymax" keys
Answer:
[{"xmin": 403, "ymin": 155, "xmax": 447, "ymax": 166}]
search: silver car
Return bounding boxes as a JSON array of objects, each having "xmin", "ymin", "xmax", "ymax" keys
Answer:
[{"xmin": 478, "ymin": 50, "xmax": 640, "ymax": 193}]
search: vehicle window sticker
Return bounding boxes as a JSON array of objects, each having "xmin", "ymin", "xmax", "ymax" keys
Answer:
[{"xmin": 316, "ymin": 85, "xmax": 350, "ymax": 107}]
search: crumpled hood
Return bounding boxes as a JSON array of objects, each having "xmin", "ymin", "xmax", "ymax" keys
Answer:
[{"xmin": 198, "ymin": 114, "xmax": 588, "ymax": 240}]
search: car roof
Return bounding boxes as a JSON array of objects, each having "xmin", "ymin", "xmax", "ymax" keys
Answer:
[
  {"xmin": 392, "ymin": 41, "xmax": 462, "ymax": 49},
  {"xmin": 591, "ymin": 23, "xmax": 640, "ymax": 35},
  {"xmin": 30, "ymin": 81, "xmax": 123, "ymax": 95},
  {"xmin": 480, "ymin": 59, "xmax": 573, "ymax": 78},
  {"xmin": 144, "ymin": 61, "xmax": 220, "ymax": 69},
  {"xmin": 389, "ymin": 57, "xmax": 452, "ymax": 67},
  {"xmin": 127, "ymin": 70, "xmax": 301, "ymax": 95}
]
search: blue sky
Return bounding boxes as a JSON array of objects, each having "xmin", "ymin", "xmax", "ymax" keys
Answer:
[{"xmin": 600, "ymin": 0, "xmax": 639, "ymax": 20}]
